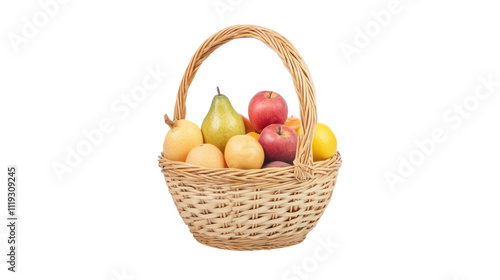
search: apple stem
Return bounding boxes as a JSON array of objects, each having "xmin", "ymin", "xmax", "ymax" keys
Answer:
[
  {"xmin": 217, "ymin": 86, "xmax": 221, "ymax": 96},
  {"xmin": 164, "ymin": 113, "xmax": 176, "ymax": 128},
  {"xmin": 278, "ymin": 125, "xmax": 282, "ymax": 135}
]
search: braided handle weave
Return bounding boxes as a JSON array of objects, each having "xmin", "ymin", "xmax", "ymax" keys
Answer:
[{"xmin": 172, "ymin": 25, "xmax": 317, "ymax": 179}]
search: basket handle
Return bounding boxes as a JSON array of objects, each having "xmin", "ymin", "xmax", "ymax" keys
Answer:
[{"xmin": 172, "ymin": 25, "xmax": 317, "ymax": 180}]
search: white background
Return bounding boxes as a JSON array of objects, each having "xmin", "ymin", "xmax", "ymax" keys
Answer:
[{"xmin": 1, "ymin": 0, "xmax": 500, "ymax": 279}]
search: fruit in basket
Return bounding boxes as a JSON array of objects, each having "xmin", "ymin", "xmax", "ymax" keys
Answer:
[
  {"xmin": 262, "ymin": 161, "xmax": 292, "ymax": 168},
  {"xmin": 224, "ymin": 135, "xmax": 265, "ymax": 169},
  {"xmin": 247, "ymin": 131, "xmax": 260, "ymax": 141},
  {"xmin": 298, "ymin": 123, "xmax": 337, "ymax": 162},
  {"xmin": 186, "ymin": 144, "xmax": 227, "ymax": 168},
  {"xmin": 202, "ymin": 87, "xmax": 246, "ymax": 152},
  {"xmin": 240, "ymin": 114, "xmax": 255, "ymax": 133},
  {"xmin": 258, "ymin": 124, "xmax": 298, "ymax": 164},
  {"xmin": 248, "ymin": 91, "xmax": 288, "ymax": 132},
  {"xmin": 284, "ymin": 115, "xmax": 301, "ymax": 133},
  {"xmin": 163, "ymin": 115, "xmax": 203, "ymax": 162}
]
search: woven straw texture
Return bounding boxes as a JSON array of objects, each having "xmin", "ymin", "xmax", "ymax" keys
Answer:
[{"xmin": 159, "ymin": 25, "xmax": 342, "ymax": 250}]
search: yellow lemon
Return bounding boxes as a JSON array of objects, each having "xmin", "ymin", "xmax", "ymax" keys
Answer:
[{"xmin": 298, "ymin": 123, "xmax": 337, "ymax": 161}]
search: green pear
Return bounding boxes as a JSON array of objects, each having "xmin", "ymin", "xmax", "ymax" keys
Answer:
[{"xmin": 202, "ymin": 87, "xmax": 246, "ymax": 152}]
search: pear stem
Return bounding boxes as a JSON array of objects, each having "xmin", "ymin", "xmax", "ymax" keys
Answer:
[
  {"xmin": 217, "ymin": 86, "xmax": 221, "ymax": 96},
  {"xmin": 164, "ymin": 113, "xmax": 176, "ymax": 128}
]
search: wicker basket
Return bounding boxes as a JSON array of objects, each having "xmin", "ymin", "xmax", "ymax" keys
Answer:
[{"xmin": 159, "ymin": 25, "xmax": 342, "ymax": 251}]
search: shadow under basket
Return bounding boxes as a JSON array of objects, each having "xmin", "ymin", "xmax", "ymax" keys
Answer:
[{"xmin": 159, "ymin": 24, "xmax": 342, "ymax": 250}]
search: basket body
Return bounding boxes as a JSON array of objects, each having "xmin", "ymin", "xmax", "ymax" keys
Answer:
[{"xmin": 159, "ymin": 152, "xmax": 341, "ymax": 250}]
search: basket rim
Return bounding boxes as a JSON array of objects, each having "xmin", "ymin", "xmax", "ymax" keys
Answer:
[
  {"xmin": 159, "ymin": 151, "xmax": 341, "ymax": 170},
  {"xmin": 159, "ymin": 151, "xmax": 342, "ymax": 189}
]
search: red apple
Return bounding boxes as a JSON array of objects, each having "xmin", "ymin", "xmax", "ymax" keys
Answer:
[
  {"xmin": 258, "ymin": 124, "xmax": 298, "ymax": 164},
  {"xmin": 262, "ymin": 161, "xmax": 292, "ymax": 168},
  {"xmin": 248, "ymin": 91, "xmax": 288, "ymax": 132}
]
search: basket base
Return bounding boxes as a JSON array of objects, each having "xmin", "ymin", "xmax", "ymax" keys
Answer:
[{"xmin": 193, "ymin": 233, "xmax": 307, "ymax": 251}]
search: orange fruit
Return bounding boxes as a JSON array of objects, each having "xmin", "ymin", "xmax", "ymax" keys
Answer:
[
  {"xmin": 163, "ymin": 118, "xmax": 203, "ymax": 162},
  {"xmin": 240, "ymin": 114, "xmax": 256, "ymax": 133},
  {"xmin": 224, "ymin": 135, "xmax": 265, "ymax": 169},
  {"xmin": 246, "ymin": 131, "xmax": 260, "ymax": 141},
  {"xmin": 284, "ymin": 115, "xmax": 301, "ymax": 133},
  {"xmin": 186, "ymin": 144, "xmax": 227, "ymax": 168}
]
